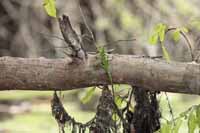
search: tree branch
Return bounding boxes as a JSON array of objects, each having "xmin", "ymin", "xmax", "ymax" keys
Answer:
[{"xmin": 0, "ymin": 55, "xmax": 199, "ymax": 95}]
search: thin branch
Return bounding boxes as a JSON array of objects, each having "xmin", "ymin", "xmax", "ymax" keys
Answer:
[
  {"xmin": 37, "ymin": 32, "xmax": 66, "ymax": 42},
  {"xmin": 179, "ymin": 30, "xmax": 194, "ymax": 60},
  {"xmin": 79, "ymin": 5, "xmax": 95, "ymax": 43},
  {"xmin": 167, "ymin": 28, "xmax": 194, "ymax": 60},
  {"xmin": 105, "ymin": 38, "xmax": 136, "ymax": 45},
  {"xmin": 164, "ymin": 92, "xmax": 175, "ymax": 126}
]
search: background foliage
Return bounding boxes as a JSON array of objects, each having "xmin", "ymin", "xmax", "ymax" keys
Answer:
[{"xmin": 0, "ymin": 0, "xmax": 200, "ymax": 132}]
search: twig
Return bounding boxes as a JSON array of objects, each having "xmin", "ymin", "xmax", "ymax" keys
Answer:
[
  {"xmin": 38, "ymin": 32, "xmax": 66, "ymax": 42},
  {"xmin": 79, "ymin": 5, "xmax": 96, "ymax": 44},
  {"xmin": 106, "ymin": 38, "xmax": 136, "ymax": 45},
  {"xmin": 164, "ymin": 92, "xmax": 175, "ymax": 126},
  {"xmin": 167, "ymin": 28, "xmax": 194, "ymax": 60},
  {"xmin": 179, "ymin": 30, "xmax": 194, "ymax": 60},
  {"xmin": 126, "ymin": 88, "xmax": 134, "ymax": 110}
]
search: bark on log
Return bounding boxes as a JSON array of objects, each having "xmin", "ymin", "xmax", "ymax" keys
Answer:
[{"xmin": 0, "ymin": 55, "xmax": 199, "ymax": 95}]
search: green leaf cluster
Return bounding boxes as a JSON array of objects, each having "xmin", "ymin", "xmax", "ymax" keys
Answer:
[
  {"xmin": 160, "ymin": 118, "xmax": 182, "ymax": 133},
  {"xmin": 114, "ymin": 95, "xmax": 125, "ymax": 109},
  {"xmin": 187, "ymin": 105, "xmax": 200, "ymax": 133},
  {"xmin": 43, "ymin": 0, "xmax": 57, "ymax": 18},
  {"xmin": 148, "ymin": 23, "xmax": 171, "ymax": 62},
  {"xmin": 160, "ymin": 104, "xmax": 200, "ymax": 133},
  {"xmin": 149, "ymin": 23, "xmax": 167, "ymax": 45}
]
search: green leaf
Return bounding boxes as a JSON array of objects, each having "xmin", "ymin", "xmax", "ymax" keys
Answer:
[
  {"xmin": 173, "ymin": 118, "xmax": 183, "ymax": 133},
  {"xmin": 112, "ymin": 113, "xmax": 120, "ymax": 121},
  {"xmin": 148, "ymin": 23, "xmax": 167, "ymax": 45},
  {"xmin": 149, "ymin": 34, "xmax": 158, "ymax": 45},
  {"xmin": 188, "ymin": 111, "xmax": 197, "ymax": 133},
  {"xmin": 81, "ymin": 87, "xmax": 96, "ymax": 104},
  {"xmin": 161, "ymin": 44, "xmax": 171, "ymax": 62},
  {"xmin": 113, "ymin": 84, "xmax": 121, "ymax": 91},
  {"xmin": 155, "ymin": 23, "xmax": 164, "ymax": 32},
  {"xmin": 158, "ymin": 24, "xmax": 167, "ymax": 42},
  {"xmin": 115, "ymin": 95, "xmax": 124, "ymax": 108},
  {"xmin": 154, "ymin": 23, "xmax": 167, "ymax": 42},
  {"xmin": 172, "ymin": 29, "xmax": 181, "ymax": 42},
  {"xmin": 43, "ymin": 0, "xmax": 57, "ymax": 17}
]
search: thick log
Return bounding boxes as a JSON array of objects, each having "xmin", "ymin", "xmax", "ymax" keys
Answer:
[{"xmin": 0, "ymin": 55, "xmax": 199, "ymax": 95}]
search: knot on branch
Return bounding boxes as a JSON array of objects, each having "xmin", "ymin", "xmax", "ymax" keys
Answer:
[{"xmin": 58, "ymin": 15, "xmax": 87, "ymax": 61}]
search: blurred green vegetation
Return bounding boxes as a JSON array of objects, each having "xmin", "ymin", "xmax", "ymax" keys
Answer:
[
  {"xmin": 0, "ymin": 0, "xmax": 200, "ymax": 132},
  {"xmin": 0, "ymin": 91, "xmax": 95, "ymax": 133},
  {"xmin": 0, "ymin": 90, "xmax": 199, "ymax": 133}
]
